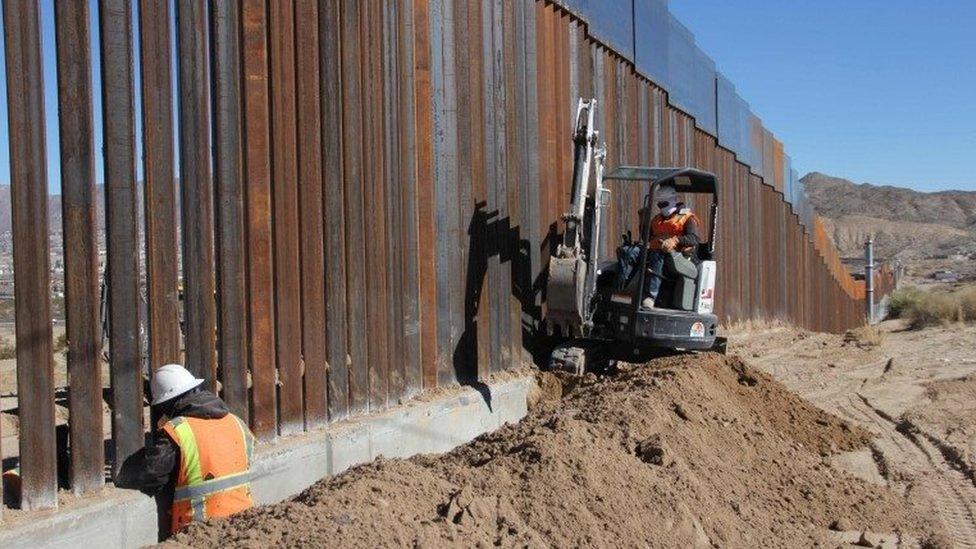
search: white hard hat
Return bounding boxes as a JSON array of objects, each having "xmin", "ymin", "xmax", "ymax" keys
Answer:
[
  {"xmin": 655, "ymin": 185, "xmax": 678, "ymax": 205},
  {"xmin": 151, "ymin": 363, "xmax": 204, "ymax": 406}
]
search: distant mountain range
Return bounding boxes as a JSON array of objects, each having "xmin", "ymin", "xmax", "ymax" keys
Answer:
[
  {"xmin": 0, "ymin": 184, "xmax": 107, "ymax": 234},
  {"xmin": 0, "ymin": 184, "xmax": 162, "ymax": 236},
  {"xmin": 800, "ymin": 172, "xmax": 976, "ymax": 261},
  {"xmin": 2, "ymin": 175, "xmax": 973, "ymax": 264}
]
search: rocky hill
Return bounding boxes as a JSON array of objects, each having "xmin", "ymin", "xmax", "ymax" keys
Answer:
[
  {"xmin": 800, "ymin": 172, "xmax": 976, "ymax": 261},
  {"xmin": 0, "ymin": 184, "xmax": 107, "ymax": 235}
]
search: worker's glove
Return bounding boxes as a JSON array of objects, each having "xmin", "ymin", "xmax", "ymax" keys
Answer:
[{"xmin": 661, "ymin": 237, "xmax": 679, "ymax": 252}]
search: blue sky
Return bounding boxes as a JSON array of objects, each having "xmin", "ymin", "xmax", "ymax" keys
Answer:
[
  {"xmin": 0, "ymin": 2, "xmax": 973, "ymax": 193},
  {"xmin": 0, "ymin": 0, "xmax": 177, "ymax": 195},
  {"xmin": 670, "ymin": 0, "xmax": 976, "ymax": 192}
]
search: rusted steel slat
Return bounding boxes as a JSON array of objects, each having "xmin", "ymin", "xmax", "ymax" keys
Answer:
[
  {"xmin": 501, "ymin": 3, "xmax": 523, "ymax": 369},
  {"xmin": 98, "ymin": 0, "xmax": 144, "ymax": 481},
  {"xmin": 385, "ymin": 0, "xmax": 419, "ymax": 401},
  {"xmin": 638, "ymin": 82, "xmax": 650, "ymax": 165},
  {"xmin": 472, "ymin": 0, "xmax": 493, "ymax": 379},
  {"xmin": 577, "ymin": 23, "xmax": 592, "ymax": 101},
  {"xmin": 138, "ymin": 0, "xmax": 180, "ymax": 372},
  {"xmin": 536, "ymin": 1, "xmax": 556, "ymax": 324},
  {"xmin": 567, "ymin": 17, "xmax": 579, "ymax": 107},
  {"xmin": 514, "ymin": 0, "xmax": 541, "ymax": 365},
  {"xmin": 210, "ymin": 0, "xmax": 249, "ymax": 420},
  {"xmin": 4, "ymin": 0, "xmax": 57, "ymax": 509},
  {"xmin": 429, "ymin": 0, "xmax": 459, "ymax": 386},
  {"xmin": 268, "ymin": 0, "xmax": 303, "ymax": 433},
  {"xmin": 625, "ymin": 67, "xmax": 638, "ymax": 217},
  {"xmin": 751, "ymin": 176, "xmax": 763, "ymax": 319},
  {"xmin": 453, "ymin": 0, "xmax": 486, "ymax": 382},
  {"xmin": 603, "ymin": 56, "xmax": 619, "ymax": 239},
  {"xmin": 485, "ymin": 0, "xmax": 509, "ymax": 374},
  {"xmin": 413, "ymin": 0, "xmax": 438, "ymax": 390},
  {"xmin": 555, "ymin": 12, "xmax": 572, "ymax": 223},
  {"xmin": 446, "ymin": 0, "xmax": 472, "ymax": 383},
  {"xmin": 381, "ymin": 0, "xmax": 404, "ymax": 402},
  {"xmin": 397, "ymin": 0, "xmax": 423, "ymax": 398},
  {"xmin": 339, "ymin": 0, "xmax": 368, "ymax": 412},
  {"xmin": 54, "ymin": 0, "xmax": 103, "ymax": 496},
  {"xmin": 176, "ymin": 0, "xmax": 216, "ymax": 387},
  {"xmin": 296, "ymin": 0, "xmax": 328, "ymax": 427},
  {"xmin": 361, "ymin": 0, "xmax": 389, "ymax": 408},
  {"xmin": 659, "ymin": 88, "xmax": 672, "ymax": 165},
  {"xmin": 318, "ymin": 0, "xmax": 349, "ymax": 420},
  {"xmin": 241, "ymin": 0, "xmax": 277, "ymax": 438}
]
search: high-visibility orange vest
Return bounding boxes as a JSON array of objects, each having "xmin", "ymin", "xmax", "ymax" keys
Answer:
[
  {"xmin": 649, "ymin": 210, "xmax": 699, "ymax": 251},
  {"xmin": 161, "ymin": 414, "xmax": 255, "ymax": 534}
]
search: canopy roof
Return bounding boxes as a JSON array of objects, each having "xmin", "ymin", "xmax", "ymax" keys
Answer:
[{"xmin": 602, "ymin": 166, "xmax": 718, "ymax": 194}]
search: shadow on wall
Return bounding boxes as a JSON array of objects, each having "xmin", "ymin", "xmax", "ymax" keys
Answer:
[{"xmin": 453, "ymin": 201, "xmax": 559, "ymax": 410}]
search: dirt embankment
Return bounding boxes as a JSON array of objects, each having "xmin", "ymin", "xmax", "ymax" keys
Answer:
[
  {"xmin": 734, "ymin": 322, "xmax": 976, "ymax": 547},
  {"xmin": 169, "ymin": 354, "xmax": 934, "ymax": 548}
]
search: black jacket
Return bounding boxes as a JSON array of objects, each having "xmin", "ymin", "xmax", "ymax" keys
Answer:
[{"xmin": 136, "ymin": 389, "xmax": 230, "ymax": 496}]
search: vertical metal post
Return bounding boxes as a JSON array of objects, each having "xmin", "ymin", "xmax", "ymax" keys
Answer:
[
  {"xmin": 3, "ymin": 0, "xmax": 57, "ymax": 510},
  {"xmin": 865, "ymin": 238, "xmax": 875, "ymax": 324},
  {"xmin": 176, "ymin": 0, "xmax": 217, "ymax": 387},
  {"xmin": 99, "ymin": 0, "xmax": 144, "ymax": 481},
  {"xmin": 55, "ymin": 0, "xmax": 104, "ymax": 496},
  {"xmin": 139, "ymin": 0, "xmax": 181, "ymax": 371},
  {"xmin": 210, "ymin": 0, "xmax": 248, "ymax": 420}
]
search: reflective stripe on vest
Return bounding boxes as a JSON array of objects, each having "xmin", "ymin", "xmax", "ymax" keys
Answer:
[
  {"xmin": 233, "ymin": 415, "xmax": 255, "ymax": 465},
  {"xmin": 165, "ymin": 414, "xmax": 253, "ymax": 526}
]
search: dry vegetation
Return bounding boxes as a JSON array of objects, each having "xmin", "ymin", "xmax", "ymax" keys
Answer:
[
  {"xmin": 0, "ymin": 337, "xmax": 15, "ymax": 360},
  {"xmin": 888, "ymin": 285, "xmax": 976, "ymax": 329},
  {"xmin": 54, "ymin": 332, "xmax": 68, "ymax": 353},
  {"xmin": 846, "ymin": 325, "xmax": 886, "ymax": 348}
]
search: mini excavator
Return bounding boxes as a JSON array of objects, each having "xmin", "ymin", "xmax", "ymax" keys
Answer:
[{"xmin": 543, "ymin": 98, "xmax": 725, "ymax": 374}]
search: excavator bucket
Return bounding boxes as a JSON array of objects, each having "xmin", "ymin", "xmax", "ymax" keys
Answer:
[{"xmin": 546, "ymin": 253, "xmax": 587, "ymax": 336}]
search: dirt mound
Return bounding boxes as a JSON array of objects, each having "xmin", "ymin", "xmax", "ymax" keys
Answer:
[{"xmin": 169, "ymin": 354, "xmax": 933, "ymax": 547}]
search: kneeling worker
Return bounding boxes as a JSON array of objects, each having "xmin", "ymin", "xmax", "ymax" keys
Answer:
[
  {"xmin": 642, "ymin": 184, "xmax": 701, "ymax": 309},
  {"xmin": 138, "ymin": 363, "xmax": 255, "ymax": 534}
]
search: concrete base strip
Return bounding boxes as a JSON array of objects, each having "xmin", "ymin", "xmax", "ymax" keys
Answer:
[{"xmin": 0, "ymin": 376, "xmax": 534, "ymax": 548}]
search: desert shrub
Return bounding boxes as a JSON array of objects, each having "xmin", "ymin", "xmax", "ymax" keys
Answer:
[
  {"xmin": 959, "ymin": 286, "xmax": 976, "ymax": 320},
  {"xmin": 54, "ymin": 332, "xmax": 69, "ymax": 353},
  {"xmin": 0, "ymin": 338, "xmax": 15, "ymax": 360},
  {"xmin": 906, "ymin": 292, "xmax": 959, "ymax": 329},
  {"xmin": 849, "ymin": 324, "xmax": 885, "ymax": 348},
  {"xmin": 887, "ymin": 287, "xmax": 923, "ymax": 319}
]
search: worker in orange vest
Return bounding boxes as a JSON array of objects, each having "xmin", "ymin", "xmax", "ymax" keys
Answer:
[
  {"xmin": 641, "ymin": 184, "xmax": 701, "ymax": 308},
  {"xmin": 137, "ymin": 363, "xmax": 255, "ymax": 535}
]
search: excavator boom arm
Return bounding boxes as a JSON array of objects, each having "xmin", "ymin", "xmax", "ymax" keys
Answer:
[{"xmin": 545, "ymin": 98, "xmax": 608, "ymax": 337}]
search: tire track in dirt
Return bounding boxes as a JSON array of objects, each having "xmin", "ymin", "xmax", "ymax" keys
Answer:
[{"xmin": 855, "ymin": 393, "xmax": 976, "ymax": 547}]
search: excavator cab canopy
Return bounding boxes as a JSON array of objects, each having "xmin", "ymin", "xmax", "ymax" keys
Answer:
[
  {"xmin": 602, "ymin": 166, "xmax": 718, "ymax": 194},
  {"xmin": 603, "ymin": 166, "xmax": 719, "ymax": 260}
]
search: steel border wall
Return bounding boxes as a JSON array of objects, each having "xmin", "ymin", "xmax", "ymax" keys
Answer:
[{"xmin": 0, "ymin": 0, "xmax": 894, "ymax": 516}]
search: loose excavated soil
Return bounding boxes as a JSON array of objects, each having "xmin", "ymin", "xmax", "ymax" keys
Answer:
[{"xmin": 169, "ymin": 354, "xmax": 937, "ymax": 548}]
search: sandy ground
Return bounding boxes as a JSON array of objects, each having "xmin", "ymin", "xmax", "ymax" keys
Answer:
[
  {"xmin": 733, "ymin": 320, "xmax": 976, "ymax": 547},
  {"xmin": 167, "ymin": 353, "xmax": 940, "ymax": 548},
  {"xmin": 1, "ymin": 322, "xmax": 124, "ymax": 465}
]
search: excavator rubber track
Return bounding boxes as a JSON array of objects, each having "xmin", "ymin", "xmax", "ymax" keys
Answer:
[{"xmin": 549, "ymin": 343, "xmax": 588, "ymax": 375}]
